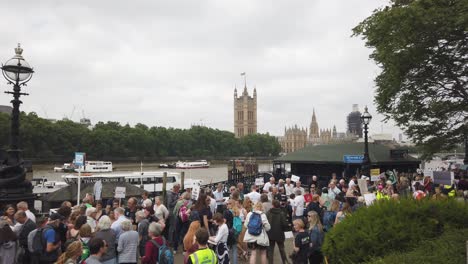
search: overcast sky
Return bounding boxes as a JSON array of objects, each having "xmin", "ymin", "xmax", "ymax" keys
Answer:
[{"xmin": 0, "ymin": 0, "xmax": 405, "ymax": 139}]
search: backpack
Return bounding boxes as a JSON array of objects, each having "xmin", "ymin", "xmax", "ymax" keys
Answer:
[
  {"xmin": 189, "ymin": 209, "xmax": 200, "ymax": 222},
  {"xmin": 28, "ymin": 226, "xmax": 52, "ymax": 255},
  {"xmin": 233, "ymin": 216, "xmax": 242, "ymax": 236},
  {"xmin": 151, "ymin": 237, "xmax": 174, "ymax": 264},
  {"xmin": 64, "ymin": 232, "xmax": 79, "ymax": 250},
  {"xmin": 179, "ymin": 201, "xmax": 191, "ymax": 222},
  {"xmin": 78, "ymin": 239, "xmax": 90, "ymax": 264},
  {"xmin": 227, "ymin": 228, "xmax": 237, "ymax": 247},
  {"xmin": 247, "ymin": 212, "xmax": 262, "ymax": 236}
]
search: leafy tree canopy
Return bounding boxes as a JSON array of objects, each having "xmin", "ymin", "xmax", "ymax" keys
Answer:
[
  {"xmin": 0, "ymin": 112, "xmax": 281, "ymax": 160},
  {"xmin": 353, "ymin": 0, "xmax": 468, "ymax": 159}
]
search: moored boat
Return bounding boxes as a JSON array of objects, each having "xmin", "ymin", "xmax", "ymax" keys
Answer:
[{"xmin": 175, "ymin": 160, "xmax": 210, "ymax": 169}]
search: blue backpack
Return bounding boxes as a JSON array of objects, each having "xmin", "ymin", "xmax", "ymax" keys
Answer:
[
  {"xmin": 151, "ymin": 237, "xmax": 174, "ymax": 264},
  {"xmin": 247, "ymin": 212, "xmax": 262, "ymax": 236}
]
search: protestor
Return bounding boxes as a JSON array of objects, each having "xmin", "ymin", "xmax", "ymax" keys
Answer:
[
  {"xmin": 213, "ymin": 183, "xmax": 226, "ymax": 213},
  {"xmin": 95, "ymin": 201, "xmax": 105, "ymax": 221},
  {"xmin": 432, "ymin": 186, "xmax": 447, "ymax": 201},
  {"xmin": 124, "ymin": 197, "xmax": 138, "ymax": 225},
  {"xmin": 261, "ymin": 194, "xmax": 272, "ymax": 214},
  {"xmin": 322, "ymin": 200, "xmax": 339, "ymax": 232},
  {"xmin": 243, "ymin": 202, "xmax": 271, "ymax": 264},
  {"xmin": 0, "ymin": 220, "xmax": 17, "ymax": 264},
  {"xmin": 305, "ymin": 194, "xmax": 322, "ymax": 220},
  {"xmin": 141, "ymin": 222, "xmax": 168, "ymax": 264},
  {"xmin": 86, "ymin": 207, "xmax": 98, "ymax": 232},
  {"xmin": 205, "ymin": 189, "xmax": 217, "ymax": 216},
  {"xmin": 187, "ymin": 228, "xmax": 218, "ymax": 264},
  {"xmin": 173, "ymin": 192, "xmax": 193, "ymax": 253},
  {"xmin": 139, "ymin": 191, "xmax": 152, "ymax": 209},
  {"xmin": 291, "ymin": 219, "xmax": 309, "ymax": 264},
  {"xmin": 209, "ymin": 213, "xmax": 230, "ymax": 264},
  {"xmin": 55, "ymin": 240, "xmax": 82, "ymax": 264},
  {"xmin": 94, "ymin": 215, "xmax": 117, "ymax": 264},
  {"xmin": 40, "ymin": 213, "xmax": 64, "ymax": 264},
  {"xmin": 245, "ymin": 185, "xmax": 261, "ymax": 204},
  {"xmin": 237, "ymin": 182, "xmax": 245, "ymax": 201},
  {"xmin": 78, "ymin": 224, "xmax": 93, "ymax": 263},
  {"xmin": 117, "ymin": 220, "xmax": 139, "ymax": 264},
  {"xmin": 110, "ymin": 207, "xmax": 126, "ymax": 240},
  {"xmin": 85, "ymin": 237, "xmax": 108, "ymax": 264},
  {"xmin": 67, "ymin": 215, "xmax": 87, "ymax": 244},
  {"xmin": 327, "ymin": 181, "xmax": 341, "ymax": 201},
  {"xmin": 284, "ymin": 178, "xmax": 294, "ymax": 196},
  {"xmin": 334, "ymin": 202, "xmax": 351, "ymax": 225},
  {"xmin": 153, "ymin": 196, "xmax": 169, "ymax": 223},
  {"xmin": 292, "ymin": 189, "xmax": 305, "ymax": 221},
  {"xmin": 2, "ymin": 204, "xmax": 16, "ymax": 226},
  {"xmin": 183, "ymin": 220, "xmax": 201, "ymax": 264},
  {"xmin": 307, "ymin": 211, "xmax": 324, "ymax": 264},
  {"xmin": 266, "ymin": 200, "xmax": 289, "ymax": 264},
  {"xmin": 292, "ymin": 181, "xmax": 305, "ymax": 196},
  {"xmin": 14, "ymin": 210, "xmax": 36, "ymax": 263},
  {"xmin": 17, "ymin": 201, "xmax": 36, "ymax": 223},
  {"xmin": 193, "ymin": 193, "xmax": 213, "ymax": 235},
  {"xmin": 136, "ymin": 210, "xmax": 150, "ymax": 258},
  {"xmin": 263, "ymin": 177, "xmax": 276, "ymax": 193}
]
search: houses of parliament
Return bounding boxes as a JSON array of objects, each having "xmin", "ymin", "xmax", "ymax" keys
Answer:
[{"xmin": 279, "ymin": 105, "xmax": 364, "ymax": 153}]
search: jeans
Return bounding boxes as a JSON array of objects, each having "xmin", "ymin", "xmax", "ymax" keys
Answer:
[
  {"xmin": 268, "ymin": 240, "xmax": 288, "ymax": 264},
  {"xmin": 229, "ymin": 243, "xmax": 238, "ymax": 264}
]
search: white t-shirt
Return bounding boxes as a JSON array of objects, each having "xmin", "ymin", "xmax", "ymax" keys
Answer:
[
  {"xmin": 213, "ymin": 190, "xmax": 225, "ymax": 206},
  {"xmin": 285, "ymin": 184, "xmax": 294, "ymax": 196},
  {"xmin": 246, "ymin": 191, "xmax": 261, "ymax": 204},
  {"xmin": 263, "ymin": 182, "xmax": 275, "ymax": 192},
  {"xmin": 349, "ymin": 180, "xmax": 356, "ymax": 189},
  {"xmin": 293, "ymin": 195, "xmax": 305, "ymax": 216},
  {"xmin": 210, "ymin": 223, "xmax": 229, "ymax": 244}
]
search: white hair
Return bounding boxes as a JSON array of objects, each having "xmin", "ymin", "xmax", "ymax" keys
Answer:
[
  {"xmin": 121, "ymin": 220, "xmax": 132, "ymax": 231},
  {"xmin": 97, "ymin": 215, "xmax": 111, "ymax": 230},
  {"xmin": 148, "ymin": 222, "xmax": 162, "ymax": 237},
  {"xmin": 86, "ymin": 207, "xmax": 97, "ymax": 216}
]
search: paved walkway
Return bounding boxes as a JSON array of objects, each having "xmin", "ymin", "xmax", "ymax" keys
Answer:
[{"xmin": 173, "ymin": 238, "xmax": 296, "ymax": 263}]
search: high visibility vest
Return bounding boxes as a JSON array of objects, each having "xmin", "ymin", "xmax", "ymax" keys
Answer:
[
  {"xmin": 376, "ymin": 191, "xmax": 389, "ymax": 200},
  {"xmin": 189, "ymin": 247, "xmax": 218, "ymax": 264},
  {"xmin": 444, "ymin": 185, "xmax": 456, "ymax": 197}
]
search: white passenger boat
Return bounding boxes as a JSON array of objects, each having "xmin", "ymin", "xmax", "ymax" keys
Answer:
[
  {"xmin": 80, "ymin": 161, "xmax": 113, "ymax": 173},
  {"xmin": 62, "ymin": 171, "xmax": 202, "ymax": 193},
  {"xmin": 175, "ymin": 160, "xmax": 210, "ymax": 169},
  {"xmin": 32, "ymin": 178, "xmax": 69, "ymax": 194}
]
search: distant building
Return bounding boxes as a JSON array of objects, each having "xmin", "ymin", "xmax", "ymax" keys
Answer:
[
  {"xmin": 280, "ymin": 125, "xmax": 308, "ymax": 153},
  {"xmin": 347, "ymin": 104, "xmax": 362, "ymax": 138},
  {"xmin": 307, "ymin": 109, "xmax": 355, "ymax": 145},
  {"xmin": 0, "ymin": 105, "xmax": 12, "ymax": 114},
  {"xmin": 309, "ymin": 109, "xmax": 320, "ymax": 144},
  {"xmin": 234, "ymin": 85, "xmax": 257, "ymax": 138}
]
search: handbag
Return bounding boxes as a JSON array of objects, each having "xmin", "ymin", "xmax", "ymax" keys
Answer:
[{"xmin": 256, "ymin": 228, "xmax": 270, "ymax": 247}]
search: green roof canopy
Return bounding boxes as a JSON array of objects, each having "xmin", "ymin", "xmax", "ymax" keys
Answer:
[{"xmin": 275, "ymin": 143, "xmax": 419, "ymax": 164}]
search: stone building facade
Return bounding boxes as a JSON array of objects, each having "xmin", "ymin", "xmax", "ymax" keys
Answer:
[
  {"xmin": 234, "ymin": 86, "xmax": 257, "ymax": 138},
  {"xmin": 279, "ymin": 125, "xmax": 308, "ymax": 153}
]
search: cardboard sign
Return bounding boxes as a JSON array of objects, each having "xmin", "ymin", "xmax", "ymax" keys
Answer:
[
  {"xmin": 192, "ymin": 185, "xmax": 200, "ymax": 200},
  {"xmin": 255, "ymin": 178, "xmax": 264, "ymax": 186},
  {"xmin": 370, "ymin": 169, "xmax": 381, "ymax": 181},
  {"xmin": 432, "ymin": 171, "xmax": 454, "ymax": 185},
  {"xmin": 364, "ymin": 193, "xmax": 376, "ymax": 206},
  {"xmin": 358, "ymin": 179, "xmax": 368, "ymax": 194},
  {"xmin": 291, "ymin": 175, "xmax": 300, "ymax": 182},
  {"xmin": 114, "ymin": 186, "xmax": 126, "ymax": 198},
  {"xmin": 284, "ymin": 231, "xmax": 294, "ymax": 239}
]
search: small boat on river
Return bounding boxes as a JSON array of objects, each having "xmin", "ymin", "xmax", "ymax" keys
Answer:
[{"xmin": 175, "ymin": 160, "xmax": 210, "ymax": 169}]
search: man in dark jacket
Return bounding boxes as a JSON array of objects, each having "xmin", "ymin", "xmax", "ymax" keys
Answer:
[
  {"xmin": 306, "ymin": 194, "xmax": 323, "ymax": 219},
  {"xmin": 15, "ymin": 210, "xmax": 36, "ymax": 263},
  {"xmin": 266, "ymin": 200, "xmax": 290, "ymax": 264}
]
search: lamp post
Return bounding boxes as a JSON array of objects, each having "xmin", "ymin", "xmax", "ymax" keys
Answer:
[
  {"xmin": 361, "ymin": 106, "xmax": 372, "ymax": 176},
  {"xmin": 2, "ymin": 43, "xmax": 34, "ymax": 164},
  {"xmin": 0, "ymin": 44, "xmax": 35, "ymax": 207},
  {"xmin": 464, "ymin": 117, "xmax": 468, "ymax": 165}
]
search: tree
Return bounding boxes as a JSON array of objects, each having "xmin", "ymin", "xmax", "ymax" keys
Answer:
[{"xmin": 353, "ymin": 0, "xmax": 468, "ymax": 158}]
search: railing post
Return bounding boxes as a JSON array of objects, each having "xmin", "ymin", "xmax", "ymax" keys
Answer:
[
  {"xmin": 162, "ymin": 172, "xmax": 167, "ymax": 203},
  {"xmin": 181, "ymin": 171, "xmax": 185, "ymax": 191}
]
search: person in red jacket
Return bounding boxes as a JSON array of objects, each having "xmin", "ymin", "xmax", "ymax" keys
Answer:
[{"xmin": 141, "ymin": 222, "xmax": 165, "ymax": 264}]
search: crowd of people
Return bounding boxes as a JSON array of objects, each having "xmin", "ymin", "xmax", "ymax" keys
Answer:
[{"xmin": 0, "ymin": 170, "xmax": 467, "ymax": 264}]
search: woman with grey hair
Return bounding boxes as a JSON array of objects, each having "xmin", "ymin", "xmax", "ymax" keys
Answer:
[
  {"xmin": 94, "ymin": 215, "xmax": 117, "ymax": 264},
  {"xmin": 136, "ymin": 210, "xmax": 150, "ymax": 257},
  {"xmin": 141, "ymin": 222, "xmax": 167, "ymax": 264},
  {"xmin": 117, "ymin": 220, "xmax": 139, "ymax": 264}
]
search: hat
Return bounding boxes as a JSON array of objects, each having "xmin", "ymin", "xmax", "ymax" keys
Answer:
[{"xmin": 49, "ymin": 213, "xmax": 65, "ymax": 221}]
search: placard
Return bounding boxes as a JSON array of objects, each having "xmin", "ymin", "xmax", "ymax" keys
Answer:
[
  {"xmin": 358, "ymin": 179, "xmax": 368, "ymax": 194},
  {"xmin": 370, "ymin": 169, "xmax": 381, "ymax": 182},
  {"xmin": 192, "ymin": 185, "xmax": 200, "ymax": 201},
  {"xmin": 291, "ymin": 175, "xmax": 300, "ymax": 182},
  {"xmin": 114, "ymin": 186, "xmax": 126, "ymax": 198},
  {"xmin": 432, "ymin": 171, "xmax": 454, "ymax": 185},
  {"xmin": 255, "ymin": 178, "xmax": 264, "ymax": 186},
  {"xmin": 74, "ymin": 152, "xmax": 85, "ymax": 166},
  {"xmin": 284, "ymin": 231, "xmax": 294, "ymax": 239},
  {"xmin": 363, "ymin": 193, "xmax": 376, "ymax": 206}
]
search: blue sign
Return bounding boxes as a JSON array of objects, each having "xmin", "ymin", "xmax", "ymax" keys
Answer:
[
  {"xmin": 343, "ymin": 155, "xmax": 364, "ymax": 164},
  {"xmin": 74, "ymin": 152, "xmax": 86, "ymax": 166}
]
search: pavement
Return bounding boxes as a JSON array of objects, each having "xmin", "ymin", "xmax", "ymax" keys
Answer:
[{"xmin": 173, "ymin": 238, "xmax": 297, "ymax": 263}]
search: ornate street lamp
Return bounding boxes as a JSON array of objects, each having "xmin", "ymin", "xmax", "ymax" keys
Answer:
[
  {"xmin": 361, "ymin": 106, "xmax": 372, "ymax": 176},
  {"xmin": 0, "ymin": 44, "xmax": 35, "ymax": 206},
  {"xmin": 464, "ymin": 117, "xmax": 468, "ymax": 165},
  {"xmin": 1, "ymin": 43, "xmax": 34, "ymax": 164}
]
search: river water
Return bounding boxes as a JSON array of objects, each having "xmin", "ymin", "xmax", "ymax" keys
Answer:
[{"xmin": 33, "ymin": 162, "xmax": 274, "ymax": 183}]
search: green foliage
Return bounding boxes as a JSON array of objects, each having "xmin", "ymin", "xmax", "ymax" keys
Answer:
[
  {"xmin": 322, "ymin": 198, "xmax": 468, "ymax": 263},
  {"xmin": 353, "ymin": 0, "xmax": 468, "ymax": 159},
  {"xmin": 0, "ymin": 112, "xmax": 281, "ymax": 159},
  {"xmin": 367, "ymin": 228, "xmax": 468, "ymax": 264}
]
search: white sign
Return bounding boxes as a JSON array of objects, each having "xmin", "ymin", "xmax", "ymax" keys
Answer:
[
  {"xmin": 93, "ymin": 180, "xmax": 102, "ymax": 201},
  {"xmin": 358, "ymin": 179, "xmax": 368, "ymax": 194},
  {"xmin": 184, "ymin": 179, "xmax": 195, "ymax": 189},
  {"xmin": 192, "ymin": 185, "xmax": 200, "ymax": 201},
  {"xmin": 255, "ymin": 178, "xmax": 264, "ymax": 186},
  {"xmin": 284, "ymin": 231, "xmax": 294, "ymax": 239},
  {"xmin": 74, "ymin": 152, "xmax": 85, "ymax": 167},
  {"xmin": 291, "ymin": 175, "xmax": 300, "ymax": 182},
  {"xmin": 114, "ymin": 186, "xmax": 126, "ymax": 198},
  {"xmin": 363, "ymin": 193, "xmax": 376, "ymax": 206}
]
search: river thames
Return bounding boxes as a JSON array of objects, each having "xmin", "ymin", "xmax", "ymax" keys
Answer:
[{"xmin": 32, "ymin": 162, "xmax": 275, "ymax": 183}]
